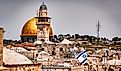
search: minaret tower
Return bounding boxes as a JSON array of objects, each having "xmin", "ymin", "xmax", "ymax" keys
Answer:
[{"xmin": 36, "ymin": 2, "xmax": 52, "ymax": 41}]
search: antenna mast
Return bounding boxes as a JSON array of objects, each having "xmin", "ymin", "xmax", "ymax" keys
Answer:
[{"xmin": 97, "ymin": 21, "xmax": 100, "ymax": 45}]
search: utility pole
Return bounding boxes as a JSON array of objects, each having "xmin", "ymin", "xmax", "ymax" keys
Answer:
[{"xmin": 97, "ymin": 21, "xmax": 100, "ymax": 45}]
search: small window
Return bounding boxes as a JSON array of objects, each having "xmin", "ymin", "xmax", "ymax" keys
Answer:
[
  {"xmin": 52, "ymin": 51, "xmax": 56, "ymax": 55},
  {"xmin": 60, "ymin": 48, "xmax": 63, "ymax": 51},
  {"xmin": 53, "ymin": 47, "xmax": 55, "ymax": 51}
]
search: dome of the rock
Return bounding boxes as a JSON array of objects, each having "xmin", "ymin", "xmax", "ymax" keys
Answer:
[
  {"xmin": 21, "ymin": 18, "xmax": 37, "ymax": 36},
  {"xmin": 21, "ymin": 17, "xmax": 53, "ymax": 36},
  {"xmin": 20, "ymin": 2, "xmax": 53, "ymax": 43}
]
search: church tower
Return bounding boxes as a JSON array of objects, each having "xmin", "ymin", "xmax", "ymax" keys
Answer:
[{"xmin": 36, "ymin": 2, "xmax": 52, "ymax": 41}]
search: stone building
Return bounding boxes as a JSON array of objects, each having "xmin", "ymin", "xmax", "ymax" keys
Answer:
[
  {"xmin": 0, "ymin": 27, "xmax": 4, "ymax": 66},
  {"xmin": 42, "ymin": 65, "xmax": 83, "ymax": 71},
  {"xmin": 0, "ymin": 27, "xmax": 41, "ymax": 71}
]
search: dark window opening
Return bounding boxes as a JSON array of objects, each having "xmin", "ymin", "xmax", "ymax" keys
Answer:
[
  {"xmin": 52, "ymin": 51, "xmax": 56, "ymax": 55},
  {"xmin": 60, "ymin": 48, "xmax": 63, "ymax": 51}
]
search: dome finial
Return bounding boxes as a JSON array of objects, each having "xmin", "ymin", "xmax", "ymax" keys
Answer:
[
  {"xmin": 39, "ymin": 2, "xmax": 47, "ymax": 10},
  {"xmin": 42, "ymin": 2, "xmax": 45, "ymax": 5}
]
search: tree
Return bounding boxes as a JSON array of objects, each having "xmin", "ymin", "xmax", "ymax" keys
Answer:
[
  {"xmin": 89, "ymin": 36, "xmax": 93, "ymax": 43},
  {"xmin": 58, "ymin": 34, "xmax": 64, "ymax": 42},
  {"xmin": 64, "ymin": 34, "xmax": 71, "ymax": 39},
  {"xmin": 112, "ymin": 37, "xmax": 119, "ymax": 41},
  {"xmin": 84, "ymin": 35, "xmax": 89, "ymax": 41},
  {"xmin": 112, "ymin": 37, "xmax": 118, "ymax": 45},
  {"xmin": 51, "ymin": 35, "xmax": 58, "ymax": 42},
  {"xmin": 75, "ymin": 34, "xmax": 80, "ymax": 39}
]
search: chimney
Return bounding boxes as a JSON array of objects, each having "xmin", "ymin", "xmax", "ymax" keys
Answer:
[{"xmin": 0, "ymin": 27, "xmax": 4, "ymax": 66}]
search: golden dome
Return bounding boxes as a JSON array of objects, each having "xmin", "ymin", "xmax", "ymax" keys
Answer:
[
  {"xmin": 21, "ymin": 17, "xmax": 53, "ymax": 36},
  {"xmin": 21, "ymin": 18, "xmax": 37, "ymax": 36}
]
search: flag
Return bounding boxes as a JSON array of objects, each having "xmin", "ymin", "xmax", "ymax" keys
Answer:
[{"xmin": 76, "ymin": 50, "xmax": 87, "ymax": 64}]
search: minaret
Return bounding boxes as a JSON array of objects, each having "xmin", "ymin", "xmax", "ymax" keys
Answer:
[
  {"xmin": 0, "ymin": 27, "xmax": 4, "ymax": 66},
  {"xmin": 39, "ymin": 2, "xmax": 48, "ymax": 17},
  {"xmin": 36, "ymin": 2, "xmax": 51, "ymax": 41}
]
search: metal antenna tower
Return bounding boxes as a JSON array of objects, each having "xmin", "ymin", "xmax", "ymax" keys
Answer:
[{"xmin": 97, "ymin": 21, "xmax": 100, "ymax": 45}]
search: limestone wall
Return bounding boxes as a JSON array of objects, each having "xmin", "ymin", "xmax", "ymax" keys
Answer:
[
  {"xmin": 2, "ymin": 64, "xmax": 41, "ymax": 71},
  {"xmin": 0, "ymin": 27, "xmax": 4, "ymax": 66}
]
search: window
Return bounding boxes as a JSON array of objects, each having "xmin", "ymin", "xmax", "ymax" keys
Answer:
[
  {"xmin": 60, "ymin": 48, "xmax": 63, "ymax": 51},
  {"xmin": 53, "ymin": 47, "xmax": 55, "ymax": 51}
]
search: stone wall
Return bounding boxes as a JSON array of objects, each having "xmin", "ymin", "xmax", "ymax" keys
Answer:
[
  {"xmin": 19, "ymin": 51, "xmax": 36, "ymax": 60},
  {"xmin": 3, "ymin": 64, "xmax": 41, "ymax": 71},
  {"xmin": 0, "ymin": 27, "xmax": 4, "ymax": 66},
  {"xmin": 0, "ymin": 27, "xmax": 42, "ymax": 71}
]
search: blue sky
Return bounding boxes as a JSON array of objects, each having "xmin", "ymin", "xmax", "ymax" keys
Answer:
[{"xmin": 0, "ymin": 0, "xmax": 121, "ymax": 40}]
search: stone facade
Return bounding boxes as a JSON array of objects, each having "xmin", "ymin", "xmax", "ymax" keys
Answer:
[
  {"xmin": 0, "ymin": 27, "xmax": 42, "ymax": 71},
  {"xmin": 3, "ymin": 64, "xmax": 41, "ymax": 71},
  {"xmin": 42, "ymin": 65, "xmax": 84, "ymax": 71},
  {"xmin": 0, "ymin": 27, "xmax": 4, "ymax": 66}
]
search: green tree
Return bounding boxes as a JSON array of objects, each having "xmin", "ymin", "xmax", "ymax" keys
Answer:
[{"xmin": 58, "ymin": 34, "xmax": 64, "ymax": 42}]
